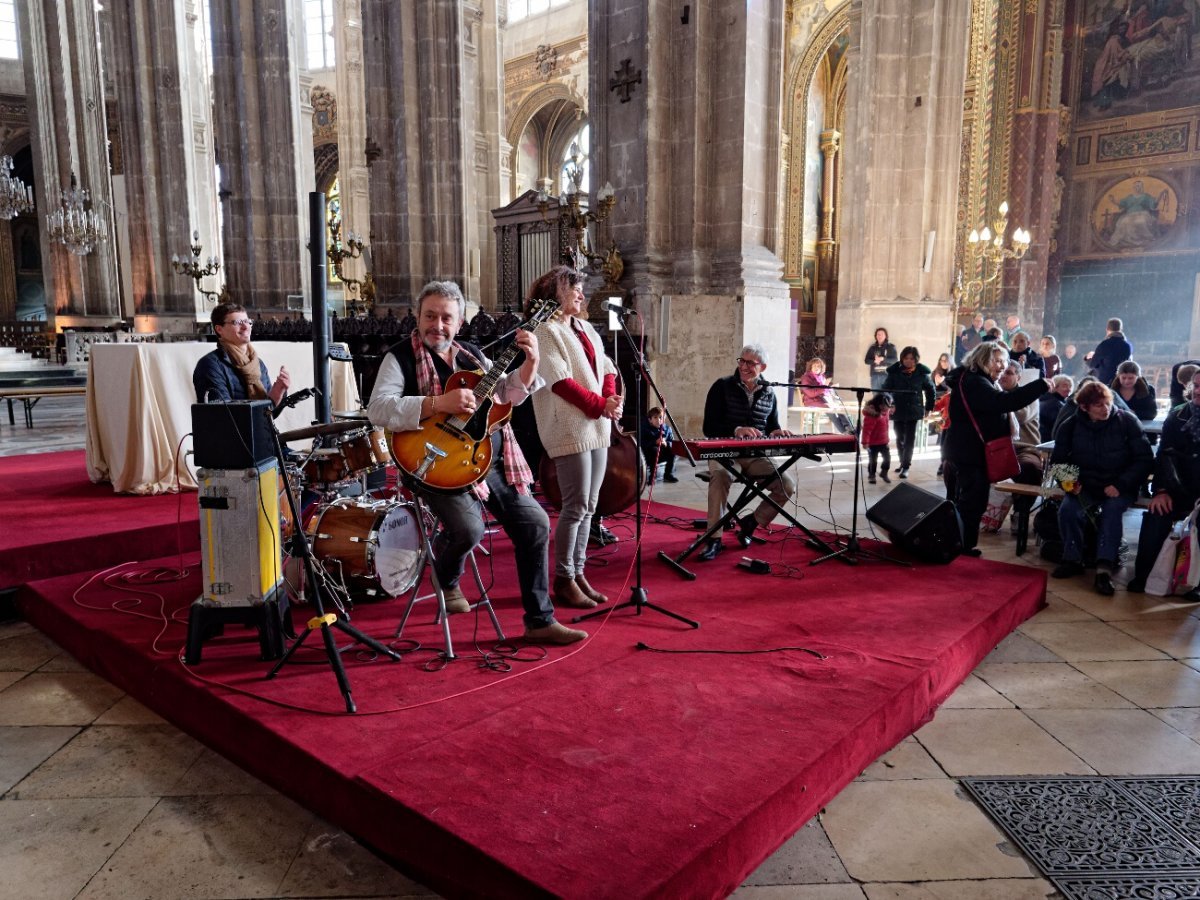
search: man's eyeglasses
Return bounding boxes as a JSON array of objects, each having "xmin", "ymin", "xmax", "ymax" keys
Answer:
[
  {"xmin": 223, "ymin": 319, "xmax": 253, "ymax": 328},
  {"xmin": 736, "ymin": 357, "xmax": 762, "ymax": 368}
]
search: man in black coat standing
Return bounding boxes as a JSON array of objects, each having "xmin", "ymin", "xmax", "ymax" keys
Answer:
[{"xmin": 1085, "ymin": 317, "xmax": 1133, "ymax": 385}]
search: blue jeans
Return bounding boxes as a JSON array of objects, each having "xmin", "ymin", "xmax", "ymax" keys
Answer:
[
  {"xmin": 1059, "ymin": 492, "xmax": 1131, "ymax": 568},
  {"xmin": 420, "ymin": 467, "xmax": 555, "ymax": 630}
]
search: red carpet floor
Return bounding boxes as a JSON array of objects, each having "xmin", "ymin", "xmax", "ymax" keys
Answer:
[
  {"xmin": 0, "ymin": 450, "xmax": 198, "ymax": 588},
  {"xmin": 14, "ymin": 479, "xmax": 1048, "ymax": 898}
]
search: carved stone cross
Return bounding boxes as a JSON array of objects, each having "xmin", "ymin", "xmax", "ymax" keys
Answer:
[{"xmin": 608, "ymin": 58, "xmax": 642, "ymax": 103}]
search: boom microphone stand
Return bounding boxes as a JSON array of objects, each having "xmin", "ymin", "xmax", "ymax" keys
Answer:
[
  {"xmin": 265, "ymin": 410, "xmax": 403, "ymax": 713},
  {"xmin": 809, "ymin": 385, "xmax": 907, "ymax": 567},
  {"xmin": 575, "ymin": 305, "xmax": 698, "ymax": 629}
]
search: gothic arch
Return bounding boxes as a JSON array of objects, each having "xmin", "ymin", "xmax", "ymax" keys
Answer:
[
  {"xmin": 782, "ymin": 1, "xmax": 851, "ymax": 281},
  {"xmin": 506, "ymin": 82, "xmax": 586, "ymax": 197}
]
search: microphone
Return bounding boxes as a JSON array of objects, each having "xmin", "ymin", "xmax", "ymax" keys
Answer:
[
  {"xmin": 279, "ymin": 386, "xmax": 320, "ymax": 410},
  {"xmin": 601, "ymin": 299, "xmax": 635, "ymax": 317}
]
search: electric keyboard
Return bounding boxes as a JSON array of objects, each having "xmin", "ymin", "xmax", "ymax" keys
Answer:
[{"xmin": 674, "ymin": 433, "xmax": 856, "ymax": 460}]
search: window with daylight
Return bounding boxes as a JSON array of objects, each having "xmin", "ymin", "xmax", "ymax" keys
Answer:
[
  {"xmin": 0, "ymin": 1, "xmax": 19, "ymax": 60},
  {"xmin": 305, "ymin": 0, "xmax": 335, "ymax": 70},
  {"xmin": 508, "ymin": 0, "xmax": 572, "ymax": 25},
  {"xmin": 559, "ymin": 124, "xmax": 589, "ymax": 196}
]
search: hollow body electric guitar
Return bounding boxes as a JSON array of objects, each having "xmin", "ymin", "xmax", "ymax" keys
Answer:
[{"xmin": 389, "ymin": 298, "xmax": 560, "ymax": 493}]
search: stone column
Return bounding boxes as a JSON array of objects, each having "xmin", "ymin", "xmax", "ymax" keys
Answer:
[
  {"xmin": 816, "ymin": 129, "xmax": 840, "ymax": 279},
  {"xmin": 361, "ymin": 0, "xmax": 468, "ymax": 309},
  {"xmin": 333, "ymin": 0, "xmax": 370, "ymax": 290},
  {"xmin": 464, "ymin": 1, "xmax": 504, "ymax": 308},
  {"xmin": 17, "ymin": 0, "xmax": 123, "ymax": 323},
  {"xmin": 833, "ymin": 0, "xmax": 971, "ymax": 379},
  {"xmin": 0, "ymin": 219, "xmax": 13, "ymax": 318},
  {"xmin": 590, "ymin": 0, "xmax": 792, "ymax": 434},
  {"xmin": 208, "ymin": 0, "xmax": 306, "ymax": 311},
  {"xmin": 104, "ymin": 0, "xmax": 199, "ymax": 319}
]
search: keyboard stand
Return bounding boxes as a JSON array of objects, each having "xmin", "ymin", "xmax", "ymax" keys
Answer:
[{"xmin": 657, "ymin": 450, "xmax": 843, "ymax": 579}]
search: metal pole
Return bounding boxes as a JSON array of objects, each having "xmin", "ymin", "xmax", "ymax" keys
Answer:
[{"xmin": 309, "ymin": 191, "xmax": 330, "ymax": 423}]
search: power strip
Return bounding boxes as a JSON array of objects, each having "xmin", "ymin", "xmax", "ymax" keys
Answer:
[{"xmin": 737, "ymin": 557, "xmax": 771, "ymax": 574}]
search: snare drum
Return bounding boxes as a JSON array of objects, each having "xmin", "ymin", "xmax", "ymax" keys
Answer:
[
  {"xmin": 307, "ymin": 499, "xmax": 425, "ymax": 598},
  {"xmin": 302, "ymin": 448, "xmax": 352, "ymax": 486}
]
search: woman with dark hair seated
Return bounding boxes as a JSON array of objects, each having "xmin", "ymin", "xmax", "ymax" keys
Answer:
[
  {"xmin": 1111, "ymin": 360, "xmax": 1158, "ymax": 422},
  {"xmin": 1050, "ymin": 381, "xmax": 1153, "ymax": 595}
]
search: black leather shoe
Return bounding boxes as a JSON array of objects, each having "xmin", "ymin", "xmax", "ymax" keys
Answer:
[
  {"xmin": 736, "ymin": 516, "xmax": 757, "ymax": 548},
  {"xmin": 1126, "ymin": 576, "xmax": 1146, "ymax": 594},
  {"xmin": 1094, "ymin": 572, "xmax": 1115, "ymax": 596},
  {"xmin": 1052, "ymin": 561, "xmax": 1084, "ymax": 579},
  {"xmin": 698, "ymin": 538, "xmax": 723, "ymax": 561}
]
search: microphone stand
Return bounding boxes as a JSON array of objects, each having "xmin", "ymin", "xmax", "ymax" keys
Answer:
[
  {"xmin": 809, "ymin": 385, "xmax": 907, "ymax": 568},
  {"xmin": 574, "ymin": 309, "xmax": 698, "ymax": 629}
]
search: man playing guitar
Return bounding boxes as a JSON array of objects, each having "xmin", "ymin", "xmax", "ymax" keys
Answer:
[{"xmin": 368, "ymin": 281, "xmax": 587, "ymax": 645}]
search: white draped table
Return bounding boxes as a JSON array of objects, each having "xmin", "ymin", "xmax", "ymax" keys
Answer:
[{"xmin": 85, "ymin": 341, "xmax": 357, "ymax": 494}]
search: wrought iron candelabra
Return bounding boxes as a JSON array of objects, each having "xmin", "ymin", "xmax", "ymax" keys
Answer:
[
  {"xmin": 0, "ymin": 155, "xmax": 33, "ymax": 220},
  {"xmin": 327, "ymin": 203, "xmax": 372, "ymax": 316},
  {"xmin": 536, "ymin": 141, "xmax": 617, "ymax": 273},
  {"xmin": 950, "ymin": 201, "xmax": 1031, "ymax": 349},
  {"xmin": 172, "ymin": 231, "xmax": 226, "ymax": 305}
]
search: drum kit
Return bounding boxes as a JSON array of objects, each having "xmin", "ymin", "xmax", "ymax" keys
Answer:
[{"xmin": 280, "ymin": 409, "xmax": 426, "ymax": 609}]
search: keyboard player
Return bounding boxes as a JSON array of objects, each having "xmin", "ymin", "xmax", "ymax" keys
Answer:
[{"xmin": 698, "ymin": 343, "xmax": 796, "ymax": 561}]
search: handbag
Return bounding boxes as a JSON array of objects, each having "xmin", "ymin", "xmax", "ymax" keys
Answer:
[
  {"xmin": 960, "ymin": 384, "xmax": 1021, "ymax": 483},
  {"xmin": 1146, "ymin": 500, "xmax": 1200, "ymax": 596}
]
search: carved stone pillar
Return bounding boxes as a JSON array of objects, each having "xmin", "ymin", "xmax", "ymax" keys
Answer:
[
  {"xmin": 362, "ymin": 0, "xmax": 480, "ymax": 308},
  {"xmin": 17, "ymin": 0, "xmax": 123, "ymax": 323},
  {"xmin": 0, "ymin": 219, "xmax": 13, "ymax": 318},
  {"xmin": 590, "ymin": 0, "xmax": 792, "ymax": 434},
  {"xmin": 333, "ymin": 0, "xmax": 370, "ymax": 289},
  {"xmin": 833, "ymin": 0, "xmax": 971, "ymax": 380},
  {"xmin": 816, "ymin": 129, "xmax": 840, "ymax": 278},
  {"xmin": 208, "ymin": 0, "xmax": 306, "ymax": 311},
  {"xmin": 104, "ymin": 0, "xmax": 196, "ymax": 316}
]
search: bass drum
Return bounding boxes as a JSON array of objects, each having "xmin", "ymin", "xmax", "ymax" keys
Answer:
[{"xmin": 307, "ymin": 499, "xmax": 425, "ymax": 599}]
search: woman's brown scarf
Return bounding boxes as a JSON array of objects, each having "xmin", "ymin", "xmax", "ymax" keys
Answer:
[{"xmin": 219, "ymin": 339, "xmax": 269, "ymax": 399}]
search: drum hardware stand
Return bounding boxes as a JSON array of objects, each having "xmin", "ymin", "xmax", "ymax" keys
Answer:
[
  {"xmin": 576, "ymin": 306, "xmax": 698, "ymax": 630},
  {"xmin": 394, "ymin": 476, "xmax": 504, "ymax": 659},
  {"xmin": 809, "ymin": 385, "xmax": 907, "ymax": 568},
  {"xmin": 266, "ymin": 413, "xmax": 403, "ymax": 714}
]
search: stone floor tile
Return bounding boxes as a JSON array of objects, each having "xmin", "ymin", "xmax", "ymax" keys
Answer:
[
  {"xmin": 914, "ymin": 709, "xmax": 1092, "ymax": 776},
  {"xmin": 94, "ymin": 695, "xmax": 166, "ymax": 725},
  {"xmin": 0, "ymin": 796, "xmax": 156, "ymax": 900},
  {"xmin": 169, "ymin": 748, "xmax": 282, "ymax": 796},
  {"xmin": 1018, "ymin": 621, "xmax": 1167, "ymax": 661},
  {"xmin": 75, "ymin": 794, "xmax": 315, "ymax": 900},
  {"xmin": 857, "ymin": 736, "xmax": 946, "ymax": 781},
  {"xmin": 1027, "ymin": 594, "xmax": 1097, "ymax": 623},
  {"xmin": 742, "ymin": 818, "xmax": 852, "ymax": 886},
  {"xmin": 0, "ymin": 670, "xmax": 21, "ymax": 692},
  {"xmin": 1151, "ymin": 707, "xmax": 1200, "ymax": 741},
  {"xmin": 1071, "ymin": 659, "xmax": 1200, "ymax": 708},
  {"xmin": 974, "ymin": 662, "xmax": 1135, "ymax": 709},
  {"xmin": 1027, "ymin": 708, "xmax": 1200, "ymax": 774},
  {"xmin": 1063, "ymin": 590, "xmax": 1196, "ymax": 622},
  {"xmin": 862, "ymin": 879, "xmax": 1057, "ymax": 899},
  {"xmin": 0, "ymin": 630, "xmax": 60, "ymax": 672},
  {"xmin": 940, "ymin": 673, "xmax": 1015, "ymax": 709},
  {"xmin": 0, "ymin": 672, "xmax": 124, "ymax": 725},
  {"xmin": 732, "ymin": 886, "xmax": 867, "ymax": 900},
  {"xmin": 820, "ymin": 780, "xmax": 1037, "ymax": 882},
  {"xmin": 0, "ymin": 725, "xmax": 78, "ymax": 794},
  {"xmin": 1108, "ymin": 615, "xmax": 1200, "ymax": 659},
  {"xmin": 982, "ymin": 632, "xmax": 1064, "ymax": 664},
  {"xmin": 277, "ymin": 817, "xmax": 435, "ymax": 898},
  {"xmin": 37, "ymin": 649, "xmax": 88, "ymax": 673},
  {"xmin": 12, "ymin": 725, "xmax": 205, "ymax": 799}
]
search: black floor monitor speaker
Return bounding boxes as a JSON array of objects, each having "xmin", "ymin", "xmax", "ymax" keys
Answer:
[
  {"xmin": 192, "ymin": 400, "xmax": 275, "ymax": 469},
  {"xmin": 866, "ymin": 482, "xmax": 963, "ymax": 564}
]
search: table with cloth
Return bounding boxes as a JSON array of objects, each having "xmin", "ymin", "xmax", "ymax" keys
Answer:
[{"xmin": 85, "ymin": 341, "xmax": 357, "ymax": 494}]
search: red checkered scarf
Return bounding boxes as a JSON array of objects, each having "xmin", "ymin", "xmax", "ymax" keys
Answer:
[{"xmin": 410, "ymin": 330, "xmax": 533, "ymax": 499}]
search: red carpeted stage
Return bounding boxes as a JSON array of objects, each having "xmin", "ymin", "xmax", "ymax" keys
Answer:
[{"xmin": 7, "ymin": 450, "xmax": 1047, "ymax": 898}]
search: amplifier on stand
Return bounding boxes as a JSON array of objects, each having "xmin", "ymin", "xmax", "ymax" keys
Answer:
[
  {"xmin": 186, "ymin": 459, "xmax": 291, "ymax": 663},
  {"xmin": 192, "ymin": 400, "xmax": 275, "ymax": 469}
]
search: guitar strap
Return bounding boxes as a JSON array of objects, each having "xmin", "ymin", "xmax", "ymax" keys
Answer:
[{"xmin": 408, "ymin": 330, "xmax": 533, "ymax": 499}]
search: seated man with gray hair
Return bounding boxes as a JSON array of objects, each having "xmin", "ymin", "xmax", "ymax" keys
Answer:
[{"xmin": 697, "ymin": 343, "xmax": 796, "ymax": 561}]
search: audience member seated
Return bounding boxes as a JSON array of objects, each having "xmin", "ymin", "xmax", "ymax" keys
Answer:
[
  {"xmin": 799, "ymin": 357, "xmax": 853, "ymax": 434},
  {"xmin": 1111, "ymin": 360, "xmax": 1158, "ymax": 422},
  {"xmin": 1039, "ymin": 335, "xmax": 1062, "ymax": 379},
  {"xmin": 987, "ymin": 361, "xmax": 1046, "ymax": 533},
  {"xmin": 1127, "ymin": 370, "xmax": 1200, "ymax": 599},
  {"xmin": 1039, "ymin": 375, "xmax": 1073, "ymax": 443},
  {"xmin": 1052, "ymin": 375, "xmax": 1133, "ymax": 439},
  {"xmin": 1050, "ymin": 382, "xmax": 1153, "ymax": 596},
  {"xmin": 1010, "ymin": 331, "xmax": 1046, "ymax": 377},
  {"xmin": 1170, "ymin": 361, "xmax": 1200, "ymax": 408}
]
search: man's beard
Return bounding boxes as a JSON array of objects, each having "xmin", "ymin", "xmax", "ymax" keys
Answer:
[{"xmin": 423, "ymin": 332, "xmax": 452, "ymax": 353}]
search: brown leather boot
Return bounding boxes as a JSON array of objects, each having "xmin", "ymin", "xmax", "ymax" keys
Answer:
[
  {"xmin": 574, "ymin": 573, "xmax": 608, "ymax": 604},
  {"xmin": 553, "ymin": 574, "xmax": 596, "ymax": 609}
]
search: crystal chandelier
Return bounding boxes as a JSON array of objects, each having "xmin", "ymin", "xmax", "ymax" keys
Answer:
[
  {"xmin": 47, "ymin": 173, "xmax": 108, "ymax": 256},
  {"xmin": 0, "ymin": 155, "xmax": 34, "ymax": 220}
]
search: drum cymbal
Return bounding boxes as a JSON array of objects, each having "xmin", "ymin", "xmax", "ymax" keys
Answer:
[
  {"xmin": 279, "ymin": 420, "xmax": 364, "ymax": 442},
  {"xmin": 332, "ymin": 408, "xmax": 371, "ymax": 421}
]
